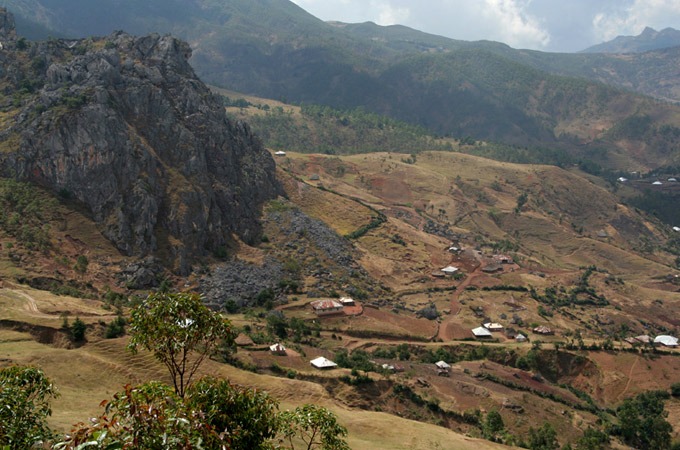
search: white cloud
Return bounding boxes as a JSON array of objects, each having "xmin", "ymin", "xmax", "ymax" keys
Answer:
[
  {"xmin": 480, "ymin": 0, "xmax": 551, "ymax": 48},
  {"xmin": 375, "ymin": 2, "xmax": 410, "ymax": 26},
  {"xmin": 290, "ymin": 0, "xmax": 409, "ymax": 25},
  {"xmin": 592, "ymin": 0, "xmax": 680, "ymax": 41},
  {"xmin": 290, "ymin": 0, "xmax": 680, "ymax": 52}
]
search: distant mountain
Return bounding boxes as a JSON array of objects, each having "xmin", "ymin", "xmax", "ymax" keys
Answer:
[
  {"xmin": 3, "ymin": 0, "xmax": 680, "ymax": 170},
  {"xmin": 581, "ymin": 26, "xmax": 680, "ymax": 53}
]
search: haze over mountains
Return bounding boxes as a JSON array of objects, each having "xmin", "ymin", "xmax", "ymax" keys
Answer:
[{"xmin": 582, "ymin": 26, "xmax": 680, "ymax": 54}]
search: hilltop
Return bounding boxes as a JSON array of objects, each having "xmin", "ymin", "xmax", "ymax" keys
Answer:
[
  {"xmin": 0, "ymin": 10, "xmax": 280, "ymax": 275},
  {"xmin": 582, "ymin": 27, "xmax": 680, "ymax": 54}
]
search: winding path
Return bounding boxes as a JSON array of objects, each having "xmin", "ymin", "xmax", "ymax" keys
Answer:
[{"xmin": 618, "ymin": 355, "xmax": 639, "ymax": 400}]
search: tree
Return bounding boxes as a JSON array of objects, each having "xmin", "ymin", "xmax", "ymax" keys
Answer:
[
  {"xmin": 574, "ymin": 427, "xmax": 609, "ymax": 450},
  {"xmin": 185, "ymin": 376, "xmax": 280, "ymax": 449},
  {"xmin": 616, "ymin": 390, "xmax": 672, "ymax": 450},
  {"xmin": 267, "ymin": 311, "xmax": 289, "ymax": 339},
  {"xmin": 515, "ymin": 192, "xmax": 528, "ymax": 213},
  {"xmin": 74, "ymin": 255, "xmax": 88, "ymax": 273},
  {"xmin": 528, "ymin": 422, "xmax": 559, "ymax": 450},
  {"xmin": 55, "ymin": 378, "xmax": 350, "ymax": 450},
  {"xmin": 484, "ymin": 410, "xmax": 505, "ymax": 439},
  {"xmin": 57, "ymin": 378, "xmax": 279, "ymax": 449},
  {"xmin": 0, "ymin": 366, "xmax": 59, "ymax": 449},
  {"xmin": 127, "ymin": 291, "xmax": 235, "ymax": 397},
  {"xmin": 671, "ymin": 382, "xmax": 680, "ymax": 397},
  {"xmin": 278, "ymin": 404, "xmax": 350, "ymax": 450},
  {"xmin": 71, "ymin": 317, "xmax": 86, "ymax": 342}
]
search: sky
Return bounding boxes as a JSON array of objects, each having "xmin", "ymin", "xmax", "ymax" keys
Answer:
[{"xmin": 289, "ymin": 0, "xmax": 680, "ymax": 52}]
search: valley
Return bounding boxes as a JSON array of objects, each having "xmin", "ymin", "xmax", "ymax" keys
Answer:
[
  {"xmin": 0, "ymin": 3, "xmax": 678, "ymax": 449},
  {"xmin": 1, "ymin": 146, "xmax": 678, "ymax": 448}
]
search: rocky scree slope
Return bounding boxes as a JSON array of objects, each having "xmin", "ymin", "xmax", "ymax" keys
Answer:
[{"xmin": 0, "ymin": 10, "xmax": 281, "ymax": 274}]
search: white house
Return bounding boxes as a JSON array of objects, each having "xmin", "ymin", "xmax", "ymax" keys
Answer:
[
  {"xmin": 472, "ymin": 326, "xmax": 492, "ymax": 338},
  {"xmin": 654, "ymin": 335, "xmax": 679, "ymax": 348},
  {"xmin": 673, "ymin": 226, "xmax": 680, "ymax": 232},
  {"xmin": 617, "ymin": 177, "xmax": 628, "ymax": 182},
  {"xmin": 441, "ymin": 266, "xmax": 459, "ymax": 275},
  {"xmin": 274, "ymin": 150, "xmax": 287, "ymax": 156},
  {"xmin": 269, "ymin": 343, "xmax": 286, "ymax": 355},
  {"xmin": 339, "ymin": 297, "xmax": 356, "ymax": 306},
  {"xmin": 310, "ymin": 299, "xmax": 344, "ymax": 316},
  {"xmin": 533, "ymin": 326, "xmax": 554, "ymax": 335},
  {"xmin": 515, "ymin": 333, "xmax": 527, "ymax": 343},
  {"xmin": 484, "ymin": 322, "xmax": 504, "ymax": 332},
  {"xmin": 652, "ymin": 181, "xmax": 663, "ymax": 185},
  {"xmin": 668, "ymin": 177, "xmax": 677, "ymax": 182},
  {"xmin": 435, "ymin": 360, "xmax": 451, "ymax": 370},
  {"xmin": 310, "ymin": 356, "xmax": 338, "ymax": 369}
]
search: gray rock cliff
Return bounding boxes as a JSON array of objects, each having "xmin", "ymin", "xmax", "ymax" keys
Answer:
[{"xmin": 0, "ymin": 10, "xmax": 282, "ymax": 273}]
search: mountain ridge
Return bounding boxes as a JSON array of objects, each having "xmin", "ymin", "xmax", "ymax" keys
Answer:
[
  {"xmin": 3, "ymin": 0, "xmax": 680, "ymax": 173},
  {"xmin": 581, "ymin": 26, "xmax": 680, "ymax": 54}
]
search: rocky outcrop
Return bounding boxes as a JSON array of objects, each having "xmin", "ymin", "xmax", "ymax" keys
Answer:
[
  {"xmin": 0, "ymin": 8, "xmax": 16, "ymax": 42},
  {"xmin": 0, "ymin": 12, "xmax": 281, "ymax": 273}
]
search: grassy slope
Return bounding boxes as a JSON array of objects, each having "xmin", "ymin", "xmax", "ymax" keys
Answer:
[{"xmin": 0, "ymin": 293, "xmax": 515, "ymax": 450}]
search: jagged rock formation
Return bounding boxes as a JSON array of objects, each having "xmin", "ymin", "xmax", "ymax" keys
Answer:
[
  {"xmin": 0, "ymin": 9, "xmax": 282, "ymax": 273},
  {"xmin": 0, "ymin": 7, "xmax": 16, "ymax": 41}
]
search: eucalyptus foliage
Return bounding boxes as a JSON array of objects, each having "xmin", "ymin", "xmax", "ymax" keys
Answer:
[
  {"xmin": 55, "ymin": 378, "xmax": 349, "ymax": 450},
  {"xmin": 0, "ymin": 366, "xmax": 59, "ymax": 449},
  {"xmin": 127, "ymin": 291, "xmax": 235, "ymax": 397}
]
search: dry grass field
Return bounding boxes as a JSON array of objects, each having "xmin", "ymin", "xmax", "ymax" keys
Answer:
[{"xmin": 0, "ymin": 288, "xmax": 518, "ymax": 449}]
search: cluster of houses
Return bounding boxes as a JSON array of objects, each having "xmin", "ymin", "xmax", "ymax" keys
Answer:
[
  {"xmin": 470, "ymin": 322, "xmax": 530, "ymax": 342},
  {"xmin": 618, "ymin": 176, "xmax": 678, "ymax": 184},
  {"xmin": 624, "ymin": 334, "xmax": 678, "ymax": 348}
]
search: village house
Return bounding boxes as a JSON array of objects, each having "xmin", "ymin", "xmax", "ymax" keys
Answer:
[
  {"xmin": 483, "ymin": 322, "xmax": 504, "ymax": 332},
  {"xmin": 269, "ymin": 343, "xmax": 286, "ymax": 355},
  {"xmin": 472, "ymin": 326, "xmax": 492, "ymax": 339},
  {"xmin": 624, "ymin": 335, "xmax": 652, "ymax": 346},
  {"xmin": 339, "ymin": 297, "xmax": 355, "ymax": 306},
  {"xmin": 441, "ymin": 265, "xmax": 459, "ymax": 275},
  {"xmin": 310, "ymin": 356, "xmax": 338, "ymax": 369},
  {"xmin": 435, "ymin": 360, "xmax": 451, "ymax": 371},
  {"xmin": 310, "ymin": 299, "xmax": 344, "ymax": 316},
  {"xmin": 235, "ymin": 333, "xmax": 255, "ymax": 347},
  {"xmin": 493, "ymin": 254, "xmax": 514, "ymax": 264},
  {"xmin": 515, "ymin": 333, "xmax": 528, "ymax": 343},
  {"xmin": 274, "ymin": 150, "xmax": 286, "ymax": 156},
  {"xmin": 533, "ymin": 326, "xmax": 554, "ymax": 335},
  {"xmin": 482, "ymin": 264, "xmax": 503, "ymax": 273},
  {"xmin": 654, "ymin": 335, "xmax": 679, "ymax": 348}
]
